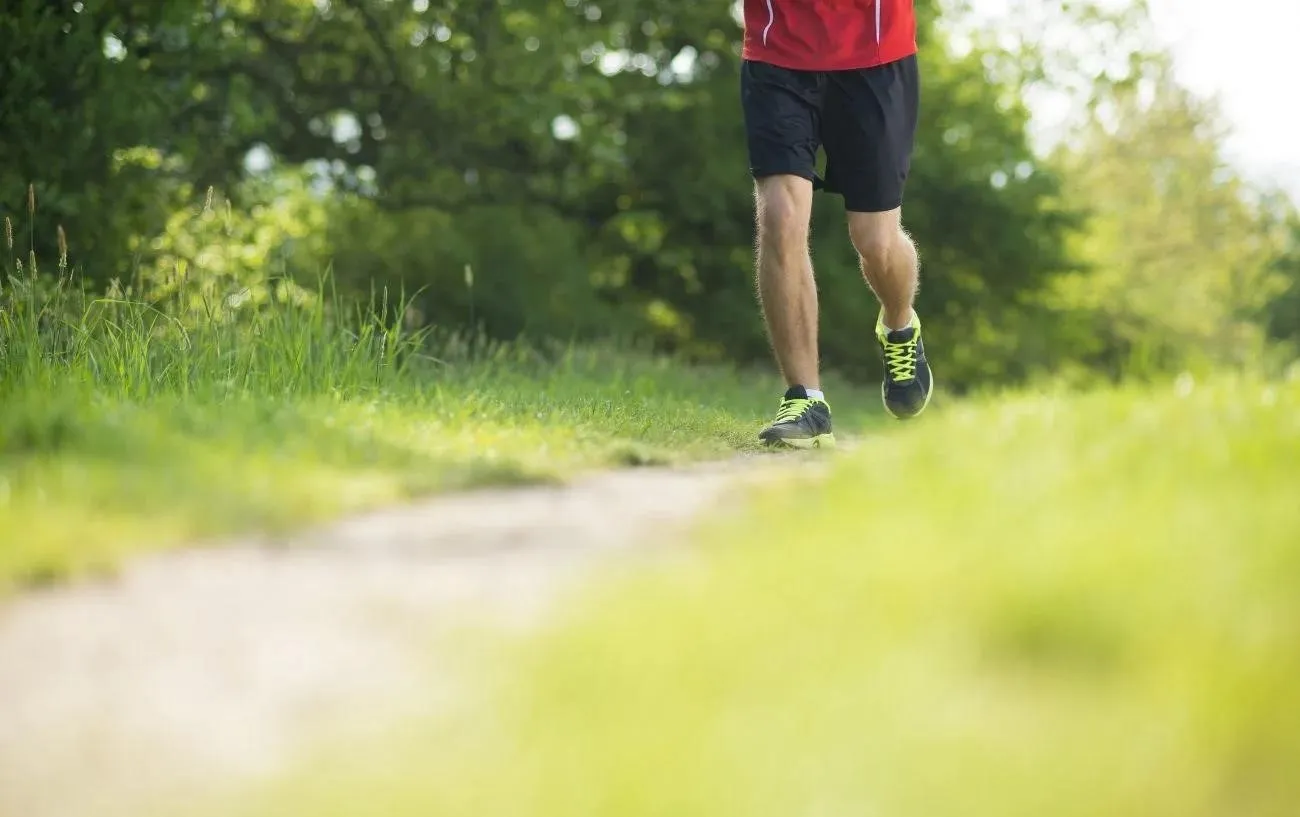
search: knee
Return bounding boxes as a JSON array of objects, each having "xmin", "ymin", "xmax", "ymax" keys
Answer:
[
  {"xmin": 850, "ymin": 222, "xmax": 908, "ymax": 273},
  {"xmin": 852, "ymin": 231, "xmax": 894, "ymax": 273},
  {"xmin": 756, "ymin": 177, "xmax": 811, "ymax": 251}
]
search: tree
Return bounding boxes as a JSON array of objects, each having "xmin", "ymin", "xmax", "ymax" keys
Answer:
[
  {"xmin": 1047, "ymin": 56, "xmax": 1290, "ymax": 378},
  {"xmin": 0, "ymin": 0, "xmax": 202, "ymax": 280},
  {"xmin": 1261, "ymin": 213, "xmax": 1300, "ymax": 359}
]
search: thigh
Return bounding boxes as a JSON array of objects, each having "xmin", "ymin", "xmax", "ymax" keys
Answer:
[
  {"xmin": 820, "ymin": 55, "xmax": 919, "ymax": 213},
  {"xmin": 741, "ymin": 60, "xmax": 824, "ymax": 183}
]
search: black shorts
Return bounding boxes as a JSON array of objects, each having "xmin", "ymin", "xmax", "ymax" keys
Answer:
[{"xmin": 740, "ymin": 55, "xmax": 920, "ymax": 213}]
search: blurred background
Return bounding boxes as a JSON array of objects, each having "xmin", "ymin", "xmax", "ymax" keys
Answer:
[{"xmin": 2, "ymin": 0, "xmax": 1297, "ymax": 389}]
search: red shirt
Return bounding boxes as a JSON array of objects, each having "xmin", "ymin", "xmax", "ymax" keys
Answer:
[{"xmin": 742, "ymin": 0, "xmax": 918, "ymax": 71}]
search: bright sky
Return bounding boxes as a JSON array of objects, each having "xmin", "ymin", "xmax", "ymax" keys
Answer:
[
  {"xmin": 967, "ymin": 0, "xmax": 1300, "ymax": 199},
  {"xmin": 1148, "ymin": 0, "xmax": 1300, "ymax": 197}
]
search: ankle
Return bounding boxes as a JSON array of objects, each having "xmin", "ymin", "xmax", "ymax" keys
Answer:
[{"xmin": 882, "ymin": 308, "xmax": 915, "ymax": 332}]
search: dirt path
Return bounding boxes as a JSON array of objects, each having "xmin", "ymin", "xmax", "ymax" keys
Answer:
[{"xmin": 0, "ymin": 456, "xmax": 806, "ymax": 817}]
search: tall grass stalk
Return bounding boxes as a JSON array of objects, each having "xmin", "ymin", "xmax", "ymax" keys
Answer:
[
  {"xmin": 0, "ymin": 271, "xmax": 427, "ymax": 400},
  {"xmin": 1, "ymin": 191, "xmax": 428, "ymax": 402}
]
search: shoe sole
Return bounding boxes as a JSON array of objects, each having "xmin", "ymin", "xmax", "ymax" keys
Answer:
[
  {"xmin": 761, "ymin": 433, "xmax": 837, "ymax": 450},
  {"xmin": 882, "ymin": 372, "xmax": 936, "ymax": 420}
]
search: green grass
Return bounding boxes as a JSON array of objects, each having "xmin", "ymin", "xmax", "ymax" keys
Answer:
[
  {"xmin": 0, "ymin": 271, "xmax": 878, "ymax": 589},
  {"xmin": 233, "ymin": 374, "xmax": 1300, "ymax": 817}
]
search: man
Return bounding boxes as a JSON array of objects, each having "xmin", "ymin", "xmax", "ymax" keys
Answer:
[{"xmin": 742, "ymin": 0, "xmax": 933, "ymax": 449}]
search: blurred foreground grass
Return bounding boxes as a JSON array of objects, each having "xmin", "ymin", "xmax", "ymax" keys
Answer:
[
  {"xmin": 237, "ymin": 374, "xmax": 1300, "ymax": 817},
  {"xmin": 0, "ymin": 272, "xmax": 875, "ymax": 590}
]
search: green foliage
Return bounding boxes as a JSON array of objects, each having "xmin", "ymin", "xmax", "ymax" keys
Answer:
[
  {"xmin": 233, "ymin": 374, "xmax": 1300, "ymax": 817},
  {"xmin": 1046, "ymin": 59, "xmax": 1290, "ymax": 379},
  {"xmin": 324, "ymin": 199, "xmax": 633, "ymax": 343},
  {"xmin": 1261, "ymin": 215, "xmax": 1300, "ymax": 353},
  {"xmin": 0, "ymin": 0, "xmax": 193, "ymax": 280},
  {"xmin": 138, "ymin": 176, "xmax": 332, "ymax": 318}
]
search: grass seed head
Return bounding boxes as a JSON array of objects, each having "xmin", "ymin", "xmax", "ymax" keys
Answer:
[{"xmin": 57, "ymin": 225, "xmax": 68, "ymax": 270}]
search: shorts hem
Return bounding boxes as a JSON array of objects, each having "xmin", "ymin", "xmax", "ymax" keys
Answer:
[
  {"xmin": 750, "ymin": 167, "xmax": 817, "ymax": 182},
  {"xmin": 843, "ymin": 198, "xmax": 904, "ymax": 214}
]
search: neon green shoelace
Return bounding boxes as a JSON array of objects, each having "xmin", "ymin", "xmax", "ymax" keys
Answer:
[
  {"xmin": 774, "ymin": 397, "xmax": 813, "ymax": 423},
  {"xmin": 882, "ymin": 337, "xmax": 918, "ymax": 382}
]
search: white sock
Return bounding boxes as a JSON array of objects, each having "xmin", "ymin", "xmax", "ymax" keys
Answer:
[
  {"xmin": 805, "ymin": 388, "xmax": 825, "ymax": 402},
  {"xmin": 885, "ymin": 310, "xmax": 916, "ymax": 333}
]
